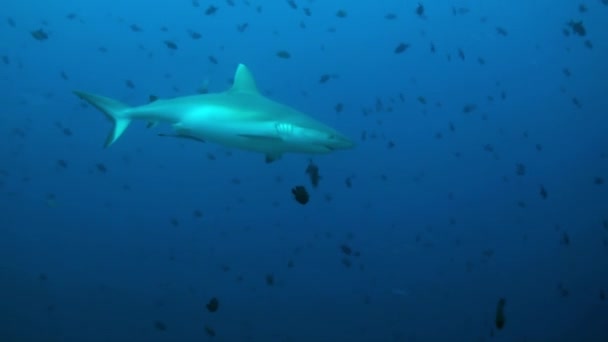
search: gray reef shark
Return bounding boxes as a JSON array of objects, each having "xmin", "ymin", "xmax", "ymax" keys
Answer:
[{"xmin": 73, "ymin": 64, "xmax": 354, "ymax": 163}]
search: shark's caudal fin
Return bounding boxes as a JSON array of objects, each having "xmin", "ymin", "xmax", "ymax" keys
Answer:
[{"xmin": 73, "ymin": 91, "xmax": 132, "ymax": 147}]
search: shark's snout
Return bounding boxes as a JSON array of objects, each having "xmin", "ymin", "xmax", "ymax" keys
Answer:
[{"xmin": 325, "ymin": 133, "xmax": 355, "ymax": 150}]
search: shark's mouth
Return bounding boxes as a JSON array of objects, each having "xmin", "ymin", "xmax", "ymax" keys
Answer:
[{"xmin": 313, "ymin": 143, "xmax": 335, "ymax": 152}]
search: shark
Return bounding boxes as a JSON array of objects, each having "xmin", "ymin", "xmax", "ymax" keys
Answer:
[{"xmin": 73, "ymin": 64, "xmax": 354, "ymax": 163}]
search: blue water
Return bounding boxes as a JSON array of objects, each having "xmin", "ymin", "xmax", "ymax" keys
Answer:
[{"xmin": 1, "ymin": 1, "xmax": 608, "ymax": 341}]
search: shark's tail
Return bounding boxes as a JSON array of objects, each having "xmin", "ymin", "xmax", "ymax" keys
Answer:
[{"xmin": 73, "ymin": 91, "xmax": 132, "ymax": 147}]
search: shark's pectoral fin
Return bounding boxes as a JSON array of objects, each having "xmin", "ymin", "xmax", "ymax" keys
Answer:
[
  {"xmin": 157, "ymin": 133, "xmax": 205, "ymax": 143},
  {"xmin": 237, "ymin": 134, "xmax": 283, "ymax": 142},
  {"xmin": 265, "ymin": 153, "xmax": 282, "ymax": 163},
  {"xmin": 146, "ymin": 121, "xmax": 158, "ymax": 128}
]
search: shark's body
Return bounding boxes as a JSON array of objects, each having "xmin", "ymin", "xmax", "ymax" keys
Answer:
[{"xmin": 74, "ymin": 64, "xmax": 354, "ymax": 162}]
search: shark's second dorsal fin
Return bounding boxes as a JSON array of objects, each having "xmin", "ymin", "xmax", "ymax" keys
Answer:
[{"xmin": 229, "ymin": 64, "xmax": 259, "ymax": 94}]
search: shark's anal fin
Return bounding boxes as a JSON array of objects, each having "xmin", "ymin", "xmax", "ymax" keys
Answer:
[{"xmin": 265, "ymin": 153, "xmax": 282, "ymax": 163}]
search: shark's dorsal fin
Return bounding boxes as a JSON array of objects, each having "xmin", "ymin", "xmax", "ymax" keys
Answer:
[{"xmin": 229, "ymin": 64, "xmax": 259, "ymax": 94}]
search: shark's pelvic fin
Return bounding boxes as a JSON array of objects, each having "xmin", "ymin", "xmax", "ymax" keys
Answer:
[
  {"xmin": 73, "ymin": 91, "xmax": 132, "ymax": 147},
  {"xmin": 265, "ymin": 153, "xmax": 282, "ymax": 163},
  {"xmin": 229, "ymin": 64, "xmax": 259, "ymax": 94}
]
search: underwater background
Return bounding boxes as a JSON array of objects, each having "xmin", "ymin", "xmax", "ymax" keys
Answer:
[{"xmin": 1, "ymin": 0, "xmax": 608, "ymax": 341}]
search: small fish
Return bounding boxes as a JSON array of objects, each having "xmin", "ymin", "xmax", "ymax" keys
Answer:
[
  {"xmin": 31, "ymin": 29, "xmax": 49, "ymax": 41},
  {"xmin": 568, "ymin": 21, "xmax": 586, "ymax": 36},
  {"xmin": 334, "ymin": 103, "xmax": 343, "ymax": 113},
  {"xmin": 385, "ymin": 13, "xmax": 397, "ymax": 20},
  {"xmin": 276, "ymin": 50, "xmax": 291, "ymax": 59},
  {"xmin": 205, "ymin": 5, "xmax": 218, "ymax": 15},
  {"xmin": 496, "ymin": 27, "xmax": 508, "ymax": 36},
  {"xmin": 495, "ymin": 298, "xmax": 506, "ymax": 330},
  {"xmin": 187, "ymin": 30, "xmax": 201, "ymax": 39},
  {"xmin": 336, "ymin": 9, "xmax": 347, "ymax": 18},
  {"xmin": 416, "ymin": 3, "xmax": 425, "ymax": 18},
  {"xmin": 462, "ymin": 103, "xmax": 477, "ymax": 113},
  {"xmin": 206, "ymin": 297, "xmax": 219, "ymax": 312},
  {"xmin": 130, "ymin": 24, "xmax": 142, "ymax": 32},
  {"xmin": 394, "ymin": 42, "xmax": 410, "ymax": 54},
  {"xmin": 164, "ymin": 40, "xmax": 178, "ymax": 50},
  {"xmin": 237, "ymin": 22, "xmax": 249, "ymax": 32}
]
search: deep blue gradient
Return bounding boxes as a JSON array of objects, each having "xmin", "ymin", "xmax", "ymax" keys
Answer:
[{"xmin": 1, "ymin": 1, "xmax": 607, "ymax": 341}]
